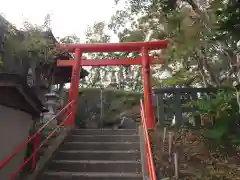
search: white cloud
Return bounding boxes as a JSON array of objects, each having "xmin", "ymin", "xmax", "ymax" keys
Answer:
[{"xmin": 0, "ymin": 0, "xmax": 117, "ymax": 38}]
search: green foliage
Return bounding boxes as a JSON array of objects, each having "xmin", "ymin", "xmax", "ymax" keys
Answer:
[
  {"xmin": 161, "ymin": 71, "xmax": 199, "ymax": 87},
  {"xmin": 78, "ymin": 0, "xmax": 240, "ymax": 91},
  {"xmin": 111, "ymin": 0, "xmax": 240, "ymax": 90},
  {"xmin": 0, "ymin": 58, "xmax": 3, "ymax": 66},
  {"xmin": 118, "ymin": 93, "xmax": 139, "ymax": 106},
  {"xmin": 59, "ymin": 34, "xmax": 80, "ymax": 44},
  {"xmin": 216, "ymin": 0, "xmax": 240, "ymax": 41},
  {"xmin": 2, "ymin": 14, "xmax": 58, "ymax": 71},
  {"xmin": 187, "ymin": 87, "xmax": 240, "ymax": 147}
]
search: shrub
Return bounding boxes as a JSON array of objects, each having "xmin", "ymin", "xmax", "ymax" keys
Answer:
[{"xmin": 186, "ymin": 86, "xmax": 240, "ymax": 149}]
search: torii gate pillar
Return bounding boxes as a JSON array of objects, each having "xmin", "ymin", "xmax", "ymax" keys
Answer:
[
  {"xmin": 142, "ymin": 47, "xmax": 155, "ymax": 128},
  {"xmin": 66, "ymin": 49, "xmax": 82, "ymax": 126}
]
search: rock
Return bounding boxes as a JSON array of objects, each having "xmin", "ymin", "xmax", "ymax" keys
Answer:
[
  {"xmin": 118, "ymin": 117, "xmax": 137, "ymax": 129},
  {"xmin": 81, "ymin": 114, "xmax": 100, "ymax": 129},
  {"xmin": 161, "ymin": 178, "xmax": 170, "ymax": 180},
  {"xmin": 84, "ymin": 120, "xmax": 99, "ymax": 129},
  {"xmin": 102, "ymin": 105, "xmax": 140, "ymax": 127},
  {"xmin": 103, "ymin": 117, "xmax": 137, "ymax": 129}
]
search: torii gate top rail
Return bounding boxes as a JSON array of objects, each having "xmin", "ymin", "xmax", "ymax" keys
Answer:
[
  {"xmin": 56, "ymin": 40, "xmax": 168, "ymax": 52},
  {"xmin": 57, "ymin": 56, "xmax": 165, "ymax": 67}
]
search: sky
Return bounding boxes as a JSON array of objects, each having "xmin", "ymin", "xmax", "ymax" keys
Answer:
[{"xmin": 0, "ymin": 0, "xmax": 121, "ymax": 39}]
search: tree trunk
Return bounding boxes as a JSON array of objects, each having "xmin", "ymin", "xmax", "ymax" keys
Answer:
[{"xmin": 196, "ymin": 54, "xmax": 208, "ymax": 87}]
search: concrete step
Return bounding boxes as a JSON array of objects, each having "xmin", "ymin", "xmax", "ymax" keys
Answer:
[
  {"xmin": 38, "ymin": 172, "xmax": 143, "ymax": 180},
  {"xmin": 36, "ymin": 128, "xmax": 143, "ymax": 180},
  {"xmin": 72, "ymin": 129, "xmax": 138, "ymax": 135},
  {"xmin": 163, "ymin": 120, "xmax": 172, "ymax": 126},
  {"xmin": 47, "ymin": 160, "xmax": 142, "ymax": 173},
  {"xmin": 60, "ymin": 142, "xmax": 140, "ymax": 151},
  {"xmin": 66, "ymin": 134, "xmax": 139, "ymax": 142},
  {"xmin": 54, "ymin": 150, "xmax": 141, "ymax": 161}
]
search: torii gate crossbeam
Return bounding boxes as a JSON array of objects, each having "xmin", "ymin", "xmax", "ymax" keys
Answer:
[
  {"xmin": 57, "ymin": 56, "xmax": 164, "ymax": 66},
  {"xmin": 56, "ymin": 40, "xmax": 168, "ymax": 129}
]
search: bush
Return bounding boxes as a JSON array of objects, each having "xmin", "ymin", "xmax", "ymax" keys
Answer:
[{"xmin": 186, "ymin": 86, "xmax": 240, "ymax": 149}]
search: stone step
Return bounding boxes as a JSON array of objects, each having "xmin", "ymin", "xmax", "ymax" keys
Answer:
[
  {"xmin": 36, "ymin": 128, "xmax": 143, "ymax": 180},
  {"xmin": 47, "ymin": 160, "xmax": 142, "ymax": 173},
  {"xmin": 54, "ymin": 150, "xmax": 141, "ymax": 161},
  {"xmin": 60, "ymin": 142, "xmax": 140, "ymax": 151},
  {"xmin": 38, "ymin": 172, "xmax": 143, "ymax": 180},
  {"xmin": 66, "ymin": 134, "xmax": 139, "ymax": 142},
  {"xmin": 72, "ymin": 129, "xmax": 138, "ymax": 135}
]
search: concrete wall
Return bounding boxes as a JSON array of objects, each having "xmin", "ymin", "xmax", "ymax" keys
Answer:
[{"xmin": 0, "ymin": 105, "xmax": 33, "ymax": 180}]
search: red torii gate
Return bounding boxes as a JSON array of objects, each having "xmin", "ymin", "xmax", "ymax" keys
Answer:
[{"xmin": 56, "ymin": 40, "xmax": 168, "ymax": 129}]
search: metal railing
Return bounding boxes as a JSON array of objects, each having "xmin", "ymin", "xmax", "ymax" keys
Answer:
[
  {"xmin": 0, "ymin": 100, "xmax": 74, "ymax": 180},
  {"xmin": 140, "ymin": 99, "xmax": 156, "ymax": 180}
]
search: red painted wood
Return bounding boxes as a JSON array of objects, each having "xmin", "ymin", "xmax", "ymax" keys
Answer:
[
  {"xmin": 141, "ymin": 47, "xmax": 155, "ymax": 129},
  {"xmin": 140, "ymin": 99, "xmax": 157, "ymax": 180},
  {"xmin": 66, "ymin": 48, "xmax": 82, "ymax": 126},
  {"xmin": 57, "ymin": 56, "xmax": 164, "ymax": 67},
  {"xmin": 56, "ymin": 40, "xmax": 168, "ymax": 52}
]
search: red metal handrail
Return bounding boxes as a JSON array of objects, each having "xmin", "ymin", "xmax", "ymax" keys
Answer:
[
  {"xmin": 140, "ymin": 99, "xmax": 157, "ymax": 180},
  {"xmin": 0, "ymin": 100, "xmax": 74, "ymax": 180}
]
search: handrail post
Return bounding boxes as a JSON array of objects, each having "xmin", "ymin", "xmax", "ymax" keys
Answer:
[
  {"xmin": 0, "ymin": 102, "xmax": 73, "ymax": 180},
  {"xmin": 140, "ymin": 99, "xmax": 157, "ymax": 180},
  {"xmin": 31, "ymin": 133, "xmax": 39, "ymax": 170}
]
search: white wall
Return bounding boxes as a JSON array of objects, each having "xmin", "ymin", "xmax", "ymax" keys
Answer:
[{"xmin": 0, "ymin": 105, "xmax": 33, "ymax": 180}]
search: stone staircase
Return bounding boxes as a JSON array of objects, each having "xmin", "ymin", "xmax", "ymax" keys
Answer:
[{"xmin": 36, "ymin": 128, "xmax": 143, "ymax": 180}]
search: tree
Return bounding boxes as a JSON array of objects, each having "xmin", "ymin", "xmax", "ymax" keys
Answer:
[
  {"xmin": 110, "ymin": 0, "xmax": 240, "ymax": 112},
  {"xmin": 216, "ymin": 0, "xmax": 240, "ymax": 42},
  {"xmin": 215, "ymin": 0, "xmax": 240, "ymax": 111},
  {"xmin": 81, "ymin": 21, "xmax": 143, "ymax": 91},
  {"xmin": 0, "ymin": 15, "xmax": 90, "ymax": 104},
  {"xmin": 1, "ymin": 14, "xmax": 56, "ymax": 80},
  {"xmin": 59, "ymin": 34, "xmax": 81, "ymax": 44},
  {"xmin": 110, "ymin": 0, "xmax": 239, "ymax": 87}
]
